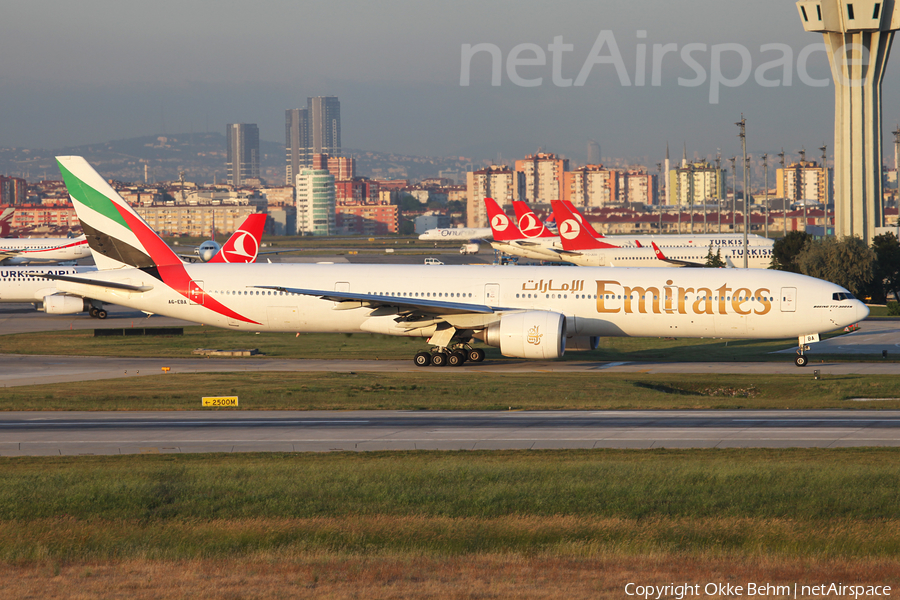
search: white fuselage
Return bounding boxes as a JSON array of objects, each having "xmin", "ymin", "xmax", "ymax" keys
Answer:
[
  {"xmin": 564, "ymin": 246, "xmax": 773, "ymax": 268},
  {"xmin": 0, "ymin": 265, "xmax": 97, "ymax": 303},
  {"xmin": 493, "ymin": 235, "xmax": 774, "ymax": 263},
  {"xmin": 0, "ymin": 236, "xmax": 90, "ymax": 264},
  {"xmin": 55, "ymin": 263, "xmax": 867, "ymax": 341},
  {"xmin": 419, "ymin": 228, "xmax": 492, "ymax": 241}
]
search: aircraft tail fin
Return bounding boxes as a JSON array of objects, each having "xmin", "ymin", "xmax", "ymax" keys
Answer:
[
  {"xmin": 56, "ymin": 156, "xmax": 183, "ymax": 271},
  {"xmin": 562, "ymin": 200, "xmax": 604, "ymax": 238},
  {"xmin": 511, "ymin": 200, "xmax": 555, "ymax": 238},
  {"xmin": 0, "ymin": 207, "xmax": 14, "ymax": 237},
  {"xmin": 552, "ymin": 201, "xmax": 619, "ymax": 251},
  {"xmin": 483, "ymin": 198, "xmax": 525, "ymax": 241},
  {"xmin": 208, "ymin": 213, "xmax": 266, "ymax": 263}
]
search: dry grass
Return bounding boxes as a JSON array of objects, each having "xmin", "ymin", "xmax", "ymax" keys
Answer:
[
  {"xmin": 3, "ymin": 516, "xmax": 900, "ymax": 562},
  {"xmin": 1, "ymin": 555, "xmax": 898, "ymax": 599}
]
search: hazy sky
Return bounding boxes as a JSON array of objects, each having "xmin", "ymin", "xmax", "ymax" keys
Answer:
[{"xmin": 3, "ymin": 0, "xmax": 899, "ymax": 164}]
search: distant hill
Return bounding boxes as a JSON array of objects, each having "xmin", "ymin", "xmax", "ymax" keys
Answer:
[{"xmin": 0, "ymin": 133, "xmax": 483, "ymax": 185}]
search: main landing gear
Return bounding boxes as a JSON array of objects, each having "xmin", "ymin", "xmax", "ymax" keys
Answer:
[
  {"xmin": 89, "ymin": 306, "xmax": 108, "ymax": 319},
  {"xmin": 414, "ymin": 344, "xmax": 486, "ymax": 367}
]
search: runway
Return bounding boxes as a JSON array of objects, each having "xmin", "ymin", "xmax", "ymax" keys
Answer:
[{"xmin": 1, "ymin": 410, "xmax": 899, "ymax": 456}]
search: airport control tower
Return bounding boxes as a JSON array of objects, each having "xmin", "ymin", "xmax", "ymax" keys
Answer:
[{"xmin": 796, "ymin": 0, "xmax": 900, "ymax": 243}]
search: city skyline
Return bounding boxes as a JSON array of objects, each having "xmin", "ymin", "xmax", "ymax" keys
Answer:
[{"xmin": 2, "ymin": 1, "xmax": 900, "ymax": 166}]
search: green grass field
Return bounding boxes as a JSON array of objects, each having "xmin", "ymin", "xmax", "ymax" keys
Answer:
[
  {"xmin": 0, "ymin": 325, "xmax": 884, "ymax": 364},
  {"xmin": 3, "ymin": 371, "xmax": 900, "ymax": 410},
  {"xmin": 0, "ymin": 449, "xmax": 898, "ymax": 561}
]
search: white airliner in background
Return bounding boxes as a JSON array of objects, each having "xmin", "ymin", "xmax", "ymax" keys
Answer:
[
  {"xmin": 487, "ymin": 199, "xmax": 775, "ymax": 265},
  {"xmin": 47, "ymin": 156, "xmax": 866, "ymax": 368},
  {"xmin": 0, "ymin": 234, "xmax": 90, "ymax": 265},
  {"xmin": 520, "ymin": 200, "xmax": 776, "ymax": 250},
  {"xmin": 2, "ymin": 213, "xmax": 267, "ymax": 318},
  {"xmin": 418, "ymin": 227, "xmax": 492, "ymax": 241},
  {"xmin": 551, "ymin": 201, "xmax": 773, "ymax": 268}
]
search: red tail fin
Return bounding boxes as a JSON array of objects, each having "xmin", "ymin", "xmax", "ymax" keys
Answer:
[
  {"xmin": 208, "ymin": 213, "xmax": 266, "ymax": 263},
  {"xmin": 484, "ymin": 198, "xmax": 525, "ymax": 241},
  {"xmin": 512, "ymin": 200, "xmax": 555, "ymax": 238},
  {"xmin": 562, "ymin": 201, "xmax": 603, "ymax": 238},
  {"xmin": 0, "ymin": 207, "xmax": 14, "ymax": 237},
  {"xmin": 551, "ymin": 201, "xmax": 619, "ymax": 250},
  {"xmin": 650, "ymin": 241, "xmax": 667, "ymax": 260}
]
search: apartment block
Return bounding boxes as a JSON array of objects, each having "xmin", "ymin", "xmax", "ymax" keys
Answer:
[
  {"xmin": 466, "ymin": 166, "xmax": 525, "ymax": 228},
  {"xmin": 777, "ymin": 161, "xmax": 830, "ymax": 204},
  {"xmin": 668, "ymin": 161, "xmax": 724, "ymax": 206},
  {"xmin": 515, "ymin": 152, "xmax": 569, "ymax": 203}
]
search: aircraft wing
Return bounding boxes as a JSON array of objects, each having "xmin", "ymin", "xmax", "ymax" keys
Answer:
[
  {"xmin": 41, "ymin": 273, "xmax": 154, "ymax": 292},
  {"xmin": 254, "ymin": 285, "xmax": 501, "ymax": 316}
]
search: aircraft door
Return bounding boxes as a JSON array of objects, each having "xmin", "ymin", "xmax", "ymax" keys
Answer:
[
  {"xmin": 484, "ymin": 283, "xmax": 500, "ymax": 307},
  {"xmin": 780, "ymin": 287, "xmax": 796, "ymax": 312},
  {"xmin": 188, "ymin": 280, "xmax": 205, "ymax": 305}
]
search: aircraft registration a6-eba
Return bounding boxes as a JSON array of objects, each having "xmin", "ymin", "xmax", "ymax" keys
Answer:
[{"xmin": 50, "ymin": 156, "xmax": 867, "ymax": 368}]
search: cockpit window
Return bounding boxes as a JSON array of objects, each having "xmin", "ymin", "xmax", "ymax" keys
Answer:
[{"xmin": 832, "ymin": 292, "xmax": 855, "ymax": 301}]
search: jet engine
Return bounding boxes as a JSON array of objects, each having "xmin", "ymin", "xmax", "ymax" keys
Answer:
[
  {"xmin": 566, "ymin": 336, "xmax": 600, "ymax": 352},
  {"xmin": 476, "ymin": 311, "xmax": 566, "ymax": 359},
  {"xmin": 42, "ymin": 294, "xmax": 89, "ymax": 315}
]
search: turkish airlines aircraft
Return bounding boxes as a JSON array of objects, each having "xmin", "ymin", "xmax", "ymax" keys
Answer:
[
  {"xmin": 48, "ymin": 156, "xmax": 866, "ymax": 367},
  {"xmin": 557, "ymin": 200, "xmax": 774, "ymax": 249},
  {"xmin": 486, "ymin": 198, "xmax": 564, "ymax": 261},
  {"xmin": 551, "ymin": 201, "xmax": 773, "ymax": 268},
  {"xmin": 1, "ymin": 213, "xmax": 267, "ymax": 318}
]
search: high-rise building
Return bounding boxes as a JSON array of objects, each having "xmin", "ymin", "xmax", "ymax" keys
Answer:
[
  {"xmin": 0, "ymin": 176, "xmax": 27, "ymax": 205},
  {"xmin": 285, "ymin": 108, "xmax": 309, "ymax": 185},
  {"xmin": 564, "ymin": 166, "xmax": 613, "ymax": 207},
  {"xmin": 777, "ymin": 161, "xmax": 830, "ymax": 205},
  {"xmin": 587, "ymin": 140, "xmax": 601, "ymax": 165},
  {"xmin": 309, "ymin": 96, "xmax": 341, "ymax": 157},
  {"xmin": 515, "ymin": 153, "xmax": 569, "ymax": 203},
  {"xmin": 668, "ymin": 161, "xmax": 724, "ymax": 207},
  {"xmin": 295, "ymin": 168, "xmax": 336, "ymax": 235},
  {"xmin": 226, "ymin": 124, "xmax": 260, "ymax": 186},
  {"xmin": 285, "ymin": 96, "xmax": 342, "ymax": 181},
  {"xmin": 466, "ymin": 166, "xmax": 525, "ymax": 227}
]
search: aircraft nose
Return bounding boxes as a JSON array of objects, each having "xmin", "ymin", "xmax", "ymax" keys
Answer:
[{"xmin": 856, "ymin": 299, "xmax": 870, "ymax": 323}]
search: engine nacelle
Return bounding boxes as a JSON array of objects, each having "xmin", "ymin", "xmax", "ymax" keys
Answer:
[
  {"xmin": 477, "ymin": 311, "xmax": 566, "ymax": 359},
  {"xmin": 566, "ymin": 336, "xmax": 600, "ymax": 352},
  {"xmin": 42, "ymin": 294, "xmax": 88, "ymax": 315}
]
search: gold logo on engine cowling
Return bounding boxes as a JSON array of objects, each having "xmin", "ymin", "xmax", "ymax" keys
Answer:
[{"xmin": 527, "ymin": 325, "xmax": 543, "ymax": 345}]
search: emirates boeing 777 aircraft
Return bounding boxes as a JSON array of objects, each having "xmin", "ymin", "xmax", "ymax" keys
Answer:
[{"xmin": 47, "ymin": 156, "xmax": 866, "ymax": 367}]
